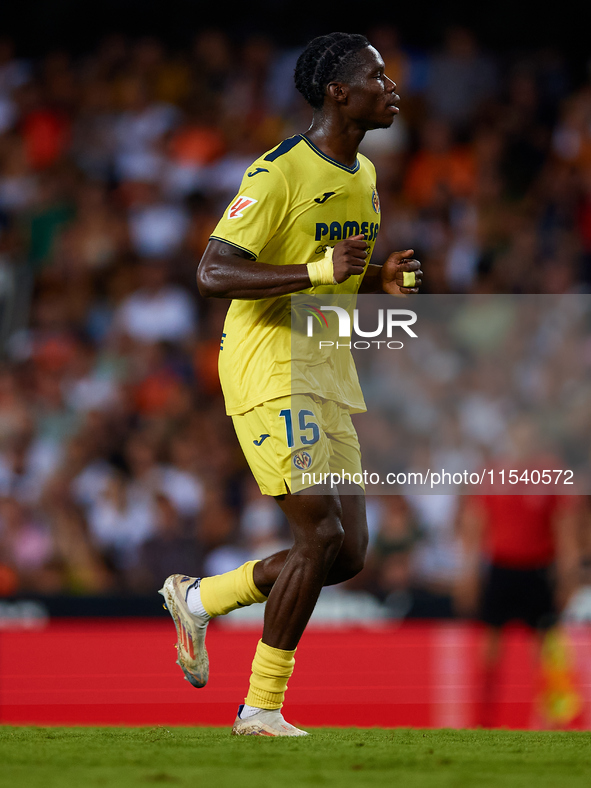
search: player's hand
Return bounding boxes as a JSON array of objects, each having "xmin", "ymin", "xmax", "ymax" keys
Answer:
[
  {"xmin": 381, "ymin": 249, "xmax": 423, "ymax": 294},
  {"xmin": 332, "ymin": 234, "xmax": 369, "ymax": 283}
]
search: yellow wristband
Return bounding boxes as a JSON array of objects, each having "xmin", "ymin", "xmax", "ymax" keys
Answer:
[
  {"xmin": 307, "ymin": 247, "xmax": 336, "ymax": 286},
  {"xmin": 402, "ymin": 271, "xmax": 416, "ymax": 288}
]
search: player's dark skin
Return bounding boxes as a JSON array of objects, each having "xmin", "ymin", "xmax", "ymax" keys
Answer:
[{"xmin": 198, "ymin": 45, "xmax": 423, "ymax": 651}]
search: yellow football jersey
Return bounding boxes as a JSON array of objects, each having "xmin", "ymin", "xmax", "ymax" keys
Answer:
[{"xmin": 210, "ymin": 134, "xmax": 381, "ymax": 416}]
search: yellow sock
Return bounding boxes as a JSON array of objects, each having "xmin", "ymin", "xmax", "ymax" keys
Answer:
[
  {"xmin": 244, "ymin": 639, "xmax": 296, "ymax": 710},
  {"xmin": 199, "ymin": 560, "xmax": 267, "ymax": 618}
]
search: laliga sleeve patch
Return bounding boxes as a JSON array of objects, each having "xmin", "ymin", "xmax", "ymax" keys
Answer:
[{"xmin": 228, "ymin": 196, "xmax": 258, "ymax": 219}]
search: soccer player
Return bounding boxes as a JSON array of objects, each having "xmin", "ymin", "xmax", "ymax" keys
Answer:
[{"xmin": 160, "ymin": 32, "xmax": 423, "ymax": 736}]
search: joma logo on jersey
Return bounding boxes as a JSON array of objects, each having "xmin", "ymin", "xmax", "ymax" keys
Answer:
[
  {"xmin": 315, "ymin": 221, "xmax": 379, "ymax": 242},
  {"xmin": 314, "ymin": 192, "xmax": 336, "ymax": 204},
  {"xmin": 228, "ymin": 196, "xmax": 257, "ymax": 219}
]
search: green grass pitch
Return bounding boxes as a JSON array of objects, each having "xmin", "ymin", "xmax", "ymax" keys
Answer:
[{"xmin": 1, "ymin": 726, "xmax": 590, "ymax": 788}]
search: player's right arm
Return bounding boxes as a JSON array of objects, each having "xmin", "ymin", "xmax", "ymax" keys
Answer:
[
  {"xmin": 198, "ymin": 236, "xmax": 369, "ymax": 299},
  {"xmin": 197, "ymin": 158, "xmax": 368, "ymax": 299}
]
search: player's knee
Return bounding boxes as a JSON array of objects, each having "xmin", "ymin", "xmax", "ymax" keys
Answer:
[
  {"xmin": 314, "ymin": 517, "xmax": 345, "ymax": 557},
  {"xmin": 285, "ymin": 494, "xmax": 344, "ymax": 561}
]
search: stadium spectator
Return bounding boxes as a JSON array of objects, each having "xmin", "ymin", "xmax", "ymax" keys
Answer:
[
  {"xmin": 0, "ymin": 496, "xmax": 57, "ymax": 591},
  {"xmin": 362, "ymin": 496, "xmax": 422, "ymax": 618},
  {"xmin": 86, "ymin": 468, "xmax": 156, "ymax": 579},
  {"xmin": 403, "ymin": 117, "xmax": 476, "ymax": 208},
  {"xmin": 111, "ymin": 260, "xmax": 197, "ymax": 344},
  {"xmin": 133, "ymin": 492, "xmax": 204, "ymax": 592},
  {"xmin": 425, "ymin": 26, "xmax": 498, "ymax": 130}
]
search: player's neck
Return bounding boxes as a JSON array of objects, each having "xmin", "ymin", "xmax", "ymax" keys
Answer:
[{"xmin": 304, "ymin": 114, "xmax": 365, "ymax": 169}]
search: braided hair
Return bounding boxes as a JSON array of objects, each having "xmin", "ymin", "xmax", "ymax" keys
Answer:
[{"xmin": 294, "ymin": 32, "xmax": 371, "ymax": 110}]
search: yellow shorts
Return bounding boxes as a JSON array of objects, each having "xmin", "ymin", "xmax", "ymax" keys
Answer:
[{"xmin": 232, "ymin": 394, "xmax": 363, "ymax": 497}]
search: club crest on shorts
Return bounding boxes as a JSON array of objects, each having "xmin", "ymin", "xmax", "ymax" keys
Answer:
[
  {"xmin": 293, "ymin": 450, "xmax": 312, "ymax": 470},
  {"xmin": 371, "ymin": 187, "xmax": 380, "ymax": 214}
]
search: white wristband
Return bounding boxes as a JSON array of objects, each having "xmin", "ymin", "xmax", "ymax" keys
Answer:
[{"xmin": 307, "ymin": 247, "xmax": 336, "ymax": 286}]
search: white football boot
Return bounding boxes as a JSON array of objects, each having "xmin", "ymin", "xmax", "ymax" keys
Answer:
[
  {"xmin": 159, "ymin": 574, "xmax": 209, "ymax": 688},
  {"xmin": 231, "ymin": 705, "xmax": 309, "ymax": 737}
]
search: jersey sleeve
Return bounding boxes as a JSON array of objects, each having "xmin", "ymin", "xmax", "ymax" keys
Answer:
[{"xmin": 210, "ymin": 161, "xmax": 289, "ymax": 260}]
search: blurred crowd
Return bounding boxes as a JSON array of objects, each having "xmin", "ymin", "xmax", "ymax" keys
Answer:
[
  {"xmin": 357, "ymin": 295, "xmax": 591, "ymax": 490},
  {"xmin": 0, "ymin": 25, "xmax": 591, "ymax": 609}
]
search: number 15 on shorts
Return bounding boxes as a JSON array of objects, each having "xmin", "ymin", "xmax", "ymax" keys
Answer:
[{"xmin": 279, "ymin": 409, "xmax": 320, "ymax": 448}]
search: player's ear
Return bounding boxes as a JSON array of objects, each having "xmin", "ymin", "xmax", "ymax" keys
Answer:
[{"xmin": 326, "ymin": 81, "xmax": 348, "ymax": 104}]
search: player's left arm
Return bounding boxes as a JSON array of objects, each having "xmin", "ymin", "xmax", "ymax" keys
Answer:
[{"xmin": 358, "ymin": 249, "xmax": 423, "ymax": 294}]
